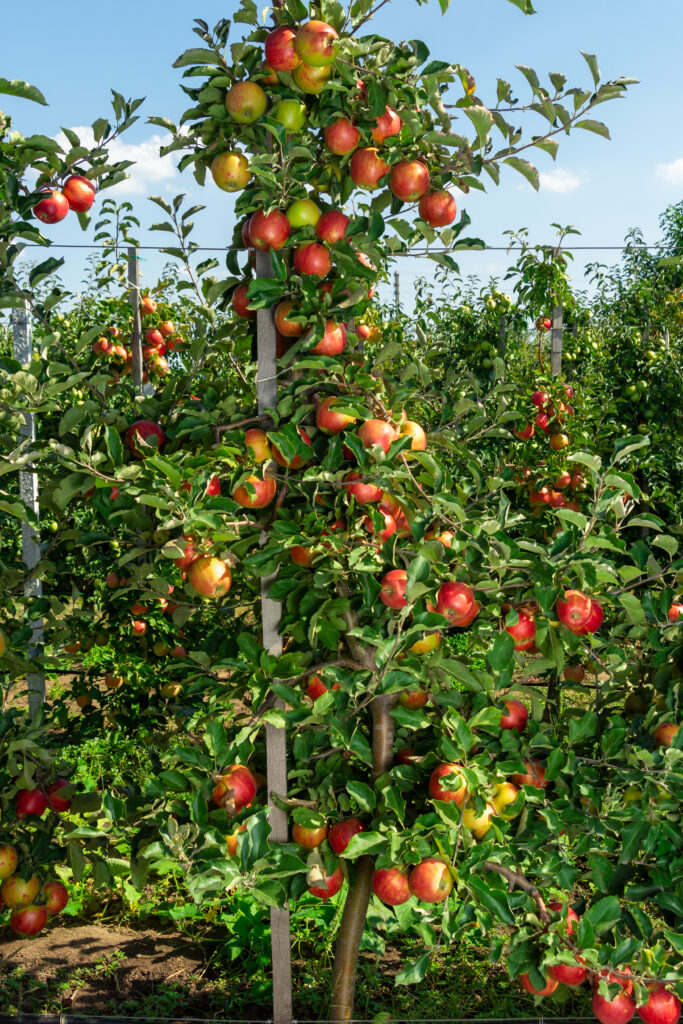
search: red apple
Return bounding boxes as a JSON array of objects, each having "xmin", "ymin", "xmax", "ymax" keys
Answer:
[
  {"xmin": 9, "ymin": 905, "xmax": 48, "ymax": 936},
  {"xmin": 593, "ymin": 991, "xmax": 636, "ymax": 1024},
  {"xmin": 212, "ymin": 764, "xmax": 257, "ymax": 814},
  {"xmin": 316, "ymin": 397, "xmax": 357, "ymax": 434},
  {"xmin": 141, "ymin": 295, "xmax": 157, "ymax": 314},
  {"xmin": 363, "ymin": 511, "xmax": 396, "ymax": 542},
  {"xmin": 225, "ymin": 81, "xmax": 267, "ymax": 123},
  {"xmin": 667, "ymin": 602, "xmax": 683, "ymax": 622},
  {"xmin": 390, "ymin": 160, "xmax": 430, "ymax": 202},
  {"xmin": 504, "ymin": 610, "xmax": 537, "ymax": 651},
  {"xmin": 42, "ymin": 880, "xmax": 69, "ymax": 915},
  {"xmin": 371, "ymin": 105, "xmax": 402, "ymax": 144},
  {"xmin": 292, "ymin": 822, "xmax": 328, "ymax": 849},
  {"xmin": 358, "ymin": 419, "xmax": 397, "ymax": 453},
  {"xmin": 274, "ymin": 300, "xmax": 305, "ymax": 337},
  {"xmin": 294, "ymin": 242, "xmax": 331, "ymax": 277},
  {"xmin": 500, "ymin": 698, "xmax": 529, "ymax": 733},
  {"xmin": 233, "ymin": 474, "xmax": 277, "ymax": 509},
  {"xmin": 329, "ymin": 818, "xmax": 365, "ymax": 854},
  {"xmin": 249, "ymin": 208, "xmax": 291, "ymax": 251},
  {"xmin": 654, "ymin": 722, "xmax": 679, "ymax": 747},
  {"xmin": 398, "ymin": 420, "xmax": 427, "ymax": 452},
  {"xmin": 396, "ymin": 746, "xmax": 415, "ymax": 765},
  {"xmin": 556, "ymin": 589, "xmax": 593, "ymax": 633},
  {"xmin": 531, "ymin": 390, "xmax": 549, "ymax": 408},
  {"xmin": 547, "ymin": 901, "xmax": 580, "ymax": 934},
  {"xmin": 46, "ymin": 778, "xmax": 72, "ymax": 813},
  {"xmin": 514, "ymin": 423, "xmax": 535, "ymax": 440},
  {"xmin": 637, "ymin": 986, "xmax": 681, "ymax": 1024},
  {"xmin": 429, "ymin": 763, "xmax": 467, "ymax": 805},
  {"xmin": 1, "ymin": 873, "xmax": 40, "ymax": 907},
  {"xmin": 294, "ymin": 20, "xmax": 339, "ymax": 66},
  {"xmin": 343, "ymin": 471, "xmax": 382, "ymax": 504},
  {"xmin": 511, "ymin": 760, "xmax": 547, "ymax": 789},
  {"xmin": 520, "ymin": 972, "xmax": 559, "ymax": 997},
  {"xmin": 575, "ymin": 598, "xmax": 603, "ymax": 634},
  {"xmin": 16, "ymin": 789, "xmax": 48, "ymax": 819},
  {"xmin": 372, "ymin": 866, "xmax": 411, "ymax": 906},
  {"xmin": 132, "ymin": 620, "xmax": 146, "ymax": 635},
  {"xmin": 314, "ymin": 320, "xmax": 346, "ymax": 356},
  {"xmin": 380, "ymin": 569, "xmax": 408, "ymax": 609},
  {"xmin": 291, "ymin": 545, "xmax": 315, "ymax": 566},
  {"xmin": 324, "ymin": 118, "xmax": 360, "ymax": 155},
  {"xmin": 316, "ymin": 210, "xmax": 350, "ymax": 244},
  {"xmin": 62, "ymin": 174, "xmax": 95, "ymax": 212},
  {"xmin": 436, "ymin": 581, "xmax": 475, "ymax": 625},
  {"xmin": 349, "ymin": 148, "xmax": 390, "ymax": 190},
  {"xmin": 292, "ymin": 63, "xmax": 332, "ymax": 94},
  {"xmin": 550, "ymin": 433, "xmax": 569, "ymax": 451},
  {"xmin": 211, "ymin": 151, "xmax": 251, "ymax": 192},
  {"xmin": 188, "ymin": 556, "xmax": 232, "ymax": 598},
  {"xmin": 548, "ymin": 961, "xmax": 587, "ymax": 987},
  {"xmin": 418, "ymin": 190, "xmax": 457, "ymax": 227},
  {"xmin": 272, "ymin": 426, "xmax": 313, "ymax": 469},
  {"xmin": 563, "ymin": 663, "xmax": 585, "ymax": 682},
  {"xmin": 306, "ymin": 672, "xmax": 339, "ymax": 699},
  {"xmin": 232, "ymin": 282, "xmax": 255, "ymax": 319},
  {"xmin": 33, "ymin": 190, "xmax": 69, "ymax": 224},
  {"xmin": 309, "ymin": 865, "xmax": 344, "ymax": 899},
  {"xmin": 399, "ymin": 688, "xmax": 428, "ymax": 709},
  {"xmin": 125, "ymin": 420, "xmax": 166, "ymax": 459},
  {"xmin": 408, "ymin": 858, "xmax": 452, "ymax": 903},
  {"xmin": 264, "ymin": 26, "xmax": 301, "ymax": 72}
]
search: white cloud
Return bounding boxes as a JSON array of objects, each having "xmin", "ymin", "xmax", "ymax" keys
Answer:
[
  {"xmin": 55, "ymin": 128, "xmax": 179, "ymax": 195},
  {"xmin": 538, "ymin": 168, "xmax": 584, "ymax": 193},
  {"xmin": 656, "ymin": 158, "xmax": 683, "ymax": 185}
]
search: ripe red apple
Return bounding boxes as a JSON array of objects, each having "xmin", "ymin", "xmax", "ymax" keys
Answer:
[
  {"xmin": 408, "ymin": 858, "xmax": 452, "ymax": 903},
  {"xmin": 575, "ymin": 598, "xmax": 603, "ymax": 634},
  {"xmin": 233, "ymin": 474, "xmax": 277, "ymax": 509},
  {"xmin": 0, "ymin": 846, "xmax": 18, "ymax": 880},
  {"xmin": 291, "ymin": 545, "xmax": 315, "ymax": 566},
  {"xmin": 511, "ymin": 760, "xmax": 547, "ymax": 789},
  {"xmin": 547, "ymin": 900, "xmax": 580, "ymax": 934},
  {"xmin": 343, "ymin": 471, "xmax": 382, "ymax": 504},
  {"xmin": 188, "ymin": 556, "xmax": 232, "ymax": 598},
  {"xmin": 398, "ymin": 420, "xmax": 427, "ymax": 452},
  {"xmin": 531, "ymin": 390, "xmax": 549, "ymax": 408},
  {"xmin": 141, "ymin": 295, "xmax": 157, "ymax": 314},
  {"xmin": 212, "ymin": 764, "xmax": 257, "ymax": 814},
  {"xmin": 593, "ymin": 990, "xmax": 636, "ymax": 1024},
  {"xmin": 249, "ymin": 209, "xmax": 291, "ymax": 251},
  {"xmin": 514, "ymin": 423, "xmax": 534, "ymax": 440},
  {"xmin": 535, "ymin": 411, "xmax": 550, "ymax": 431},
  {"xmin": 329, "ymin": 819, "xmax": 365, "ymax": 855},
  {"xmin": 390, "ymin": 160, "xmax": 430, "ymax": 202},
  {"xmin": 306, "ymin": 672, "xmax": 339, "ymax": 699},
  {"xmin": 418, "ymin": 190, "xmax": 457, "ymax": 227},
  {"xmin": 668, "ymin": 602, "xmax": 683, "ymax": 622},
  {"xmin": 42, "ymin": 880, "xmax": 69, "ymax": 915},
  {"xmin": 294, "ymin": 20, "xmax": 339, "ymax": 66},
  {"xmin": 272, "ymin": 426, "xmax": 313, "ymax": 469},
  {"xmin": 125, "ymin": 420, "xmax": 166, "ymax": 459},
  {"xmin": 500, "ymin": 698, "xmax": 529, "ymax": 732},
  {"xmin": 396, "ymin": 746, "xmax": 415, "ymax": 765},
  {"xmin": 563, "ymin": 663, "xmax": 586, "ymax": 683},
  {"xmin": 244, "ymin": 428, "xmax": 272, "ymax": 463},
  {"xmin": 16, "ymin": 789, "xmax": 48, "ymax": 819},
  {"xmin": 556, "ymin": 589, "xmax": 593, "ymax": 632},
  {"xmin": 372, "ymin": 866, "xmax": 411, "ymax": 906},
  {"xmin": 520, "ymin": 972, "xmax": 559, "ymax": 997},
  {"xmin": 46, "ymin": 778, "xmax": 72, "ymax": 813},
  {"xmin": 358, "ymin": 419, "xmax": 397, "ymax": 453},
  {"xmin": 324, "ymin": 118, "xmax": 360, "ymax": 155},
  {"xmin": 436, "ymin": 581, "xmax": 475, "ymax": 625},
  {"xmin": 316, "ymin": 397, "xmax": 357, "ymax": 434},
  {"xmin": 1, "ymin": 873, "xmax": 40, "ymax": 907},
  {"xmin": 274, "ymin": 300, "xmax": 305, "ymax": 337},
  {"xmin": 211, "ymin": 151, "xmax": 251, "ymax": 192},
  {"xmin": 504, "ymin": 610, "xmax": 536, "ymax": 651},
  {"xmin": 33, "ymin": 190, "xmax": 69, "ymax": 224},
  {"xmin": 10, "ymin": 905, "xmax": 48, "ymax": 936},
  {"xmin": 132, "ymin": 620, "xmax": 146, "ymax": 635},
  {"xmin": 316, "ymin": 210, "xmax": 350, "ymax": 244},
  {"xmin": 548, "ymin": 961, "xmax": 587, "ymax": 987},
  {"xmin": 309, "ymin": 865, "xmax": 344, "ymax": 899},
  {"xmin": 363, "ymin": 511, "xmax": 396, "ymax": 542},
  {"xmin": 371, "ymin": 105, "xmax": 402, "ymax": 144},
  {"xmin": 637, "ymin": 985, "xmax": 681, "ymax": 1024},
  {"xmin": 314, "ymin": 320, "xmax": 346, "ymax": 356},
  {"xmin": 550, "ymin": 433, "xmax": 569, "ymax": 451},
  {"xmin": 294, "ymin": 242, "xmax": 332, "ymax": 277},
  {"xmin": 429, "ymin": 763, "xmax": 467, "ymax": 805},
  {"xmin": 264, "ymin": 26, "xmax": 301, "ymax": 72},
  {"xmin": 62, "ymin": 174, "xmax": 96, "ymax": 212},
  {"xmin": 292, "ymin": 63, "xmax": 332, "ymax": 94},
  {"xmin": 225, "ymin": 81, "xmax": 267, "ymax": 123},
  {"xmin": 399, "ymin": 688, "xmax": 428, "ymax": 709},
  {"xmin": 350, "ymin": 148, "xmax": 390, "ymax": 190},
  {"xmin": 654, "ymin": 722, "xmax": 679, "ymax": 747},
  {"xmin": 232, "ymin": 282, "xmax": 255, "ymax": 319},
  {"xmin": 292, "ymin": 822, "xmax": 328, "ymax": 849},
  {"xmin": 380, "ymin": 569, "xmax": 408, "ymax": 609}
]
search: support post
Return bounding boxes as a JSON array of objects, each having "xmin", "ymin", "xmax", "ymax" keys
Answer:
[
  {"xmin": 255, "ymin": 248, "xmax": 292, "ymax": 1024},
  {"xmin": 664, "ymin": 329, "xmax": 670, "ymax": 351},
  {"xmin": 550, "ymin": 303, "xmax": 563, "ymax": 377},
  {"xmin": 12, "ymin": 304, "xmax": 45, "ymax": 717},
  {"xmin": 498, "ymin": 313, "xmax": 506, "ymax": 361},
  {"xmin": 127, "ymin": 246, "xmax": 143, "ymax": 392},
  {"xmin": 394, "ymin": 271, "xmax": 400, "ymax": 310}
]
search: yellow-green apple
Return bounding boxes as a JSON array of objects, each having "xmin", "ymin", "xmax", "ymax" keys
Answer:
[
  {"xmin": 350, "ymin": 148, "xmax": 390, "ymax": 189},
  {"xmin": 324, "ymin": 117, "xmax": 360, "ymax": 155},
  {"xmin": 408, "ymin": 631, "xmax": 441, "ymax": 655},
  {"xmin": 511, "ymin": 760, "xmax": 547, "ymax": 789},
  {"xmin": 226, "ymin": 822, "xmax": 247, "ymax": 856},
  {"xmin": 379, "ymin": 569, "xmax": 408, "ymax": 609},
  {"xmin": 491, "ymin": 781, "xmax": 520, "ymax": 819},
  {"xmin": 399, "ymin": 688, "xmax": 428, "ymax": 708},
  {"xmin": 654, "ymin": 722, "xmax": 679, "ymax": 747},
  {"xmin": 1, "ymin": 873, "xmax": 40, "ymax": 907},
  {"xmin": 272, "ymin": 427, "xmax": 313, "ymax": 468},
  {"xmin": 294, "ymin": 20, "xmax": 339, "ymax": 66},
  {"xmin": 520, "ymin": 973, "xmax": 558, "ymax": 997},
  {"xmin": 211, "ymin": 151, "xmax": 251, "ymax": 192},
  {"xmin": 232, "ymin": 282, "xmax": 255, "ymax": 319},
  {"xmin": 233, "ymin": 474, "xmax": 277, "ymax": 509},
  {"xmin": 408, "ymin": 858, "xmax": 452, "ymax": 902},
  {"xmin": 244, "ymin": 428, "xmax": 272, "ymax": 462},
  {"xmin": 398, "ymin": 419, "xmax": 427, "ymax": 452},
  {"xmin": 292, "ymin": 822, "xmax": 328, "ymax": 849},
  {"xmin": 316, "ymin": 396, "xmax": 357, "ymax": 434},
  {"xmin": 225, "ymin": 81, "xmax": 267, "ymax": 123},
  {"xmin": 212, "ymin": 764, "xmax": 257, "ymax": 814},
  {"xmin": 436, "ymin": 581, "xmax": 475, "ymax": 625},
  {"xmin": 291, "ymin": 545, "xmax": 315, "ymax": 566},
  {"xmin": 550, "ymin": 432, "xmax": 569, "ymax": 451},
  {"xmin": 313, "ymin": 320, "xmax": 346, "ymax": 356},
  {"xmin": 272, "ymin": 97, "xmax": 307, "ymax": 132},
  {"xmin": 264, "ymin": 26, "xmax": 301, "ymax": 72},
  {"xmin": 293, "ymin": 62, "xmax": 331, "ymax": 93},
  {"xmin": 343, "ymin": 471, "xmax": 382, "ymax": 504},
  {"xmin": 418, "ymin": 190, "xmax": 457, "ymax": 226},
  {"xmin": 0, "ymin": 846, "xmax": 18, "ymax": 879},
  {"xmin": 9, "ymin": 905, "xmax": 48, "ymax": 936},
  {"xmin": 309, "ymin": 865, "xmax": 344, "ymax": 899},
  {"xmin": 329, "ymin": 818, "xmax": 364, "ymax": 854},
  {"xmin": 188, "ymin": 556, "xmax": 232, "ymax": 598},
  {"xmin": 42, "ymin": 880, "xmax": 69, "ymax": 915},
  {"xmin": 372, "ymin": 867, "xmax": 411, "ymax": 906},
  {"xmin": 287, "ymin": 197, "xmax": 321, "ymax": 228},
  {"xmin": 274, "ymin": 300, "xmax": 305, "ymax": 337},
  {"xmin": 316, "ymin": 210, "xmax": 349, "ymax": 243},
  {"xmin": 462, "ymin": 801, "xmax": 497, "ymax": 838},
  {"xmin": 33, "ymin": 190, "xmax": 69, "ymax": 223},
  {"xmin": 390, "ymin": 160, "xmax": 430, "ymax": 202},
  {"xmin": 249, "ymin": 208, "xmax": 291, "ymax": 250},
  {"xmin": 371, "ymin": 105, "xmax": 402, "ymax": 143},
  {"xmin": 62, "ymin": 174, "xmax": 95, "ymax": 212},
  {"xmin": 294, "ymin": 242, "xmax": 331, "ymax": 277},
  {"xmin": 429, "ymin": 763, "xmax": 467, "ymax": 805},
  {"xmin": 358, "ymin": 419, "xmax": 397, "ymax": 452}
]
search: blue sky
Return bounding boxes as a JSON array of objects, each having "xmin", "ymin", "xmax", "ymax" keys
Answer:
[{"xmin": 4, "ymin": 0, "xmax": 683, "ymax": 308}]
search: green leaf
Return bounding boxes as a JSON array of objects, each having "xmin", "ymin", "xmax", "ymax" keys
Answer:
[
  {"xmin": 568, "ymin": 711, "xmax": 598, "ymax": 745},
  {"xmin": 464, "ymin": 106, "xmax": 493, "ymax": 148},
  {"xmin": 395, "ymin": 953, "xmax": 430, "ymax": 986},
  {"xmin": 580, "ymin": 51, "xmax": 601, "ymax": 86},
  {"xmin": 173, "ymin": 47, "xmax": 224, "ymax": 68},
  {"xmin": 0, "ymin": 78, "xmax": 47, "ymax": 105},
  {"xmin": 618, "ymin": 593, "xmax": 645, "ymax": 625},
  {"xmin": 585, "ymin": 895, "xmax": 621, "ymax": 934},
  {"xmin": 575, "ymin": 119, "xmax": 610, "ymax": 139},
  {"xmin": 487, "ymin": 631, "xmax": 515, "ymax": 673},
  {"xmin": 346, "ymin": 780, "xmax": 375, "ymax": 813},
  {"xmin": 469, "ymin": 875, "xmax": 515, "ymax": 925},
  {"xmin": 104, "ymin": 426, "xmax": 123, "ymax": 468},
  {"xmin": 504, "ymin": 157, "xmax": 539, "ymax": 190}
]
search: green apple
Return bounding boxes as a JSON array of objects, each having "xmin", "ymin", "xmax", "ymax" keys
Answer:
[
  {"xmin": 287, "ymin": 198, "xmax": 321, "ymax": 228},
  {"xmin": 272, "ymin": 98, "xmax": 307, "ymax": 132}
]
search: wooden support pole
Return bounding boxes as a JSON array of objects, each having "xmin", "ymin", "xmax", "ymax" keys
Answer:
[
  {"xmin": 255, "ymin": 248, "xmax": 292, "ymax": 1024},
  {"xmin": 394, "ymin": 271, "xmax": 400, "ymax": 310},
  {"xmin": 664, "ymin": 328, "xmax": 670, "ymax": 351},
  {"xmin": 13, "ymin": 303, "xmax": 45, "ymax": 716},
  {"xmin": 127, "ymin": 246, "xmax": 143, "ymax": 392},
  {"xmin": 550, "ymin": 303, "xmax": 563, "ymax": 377}
]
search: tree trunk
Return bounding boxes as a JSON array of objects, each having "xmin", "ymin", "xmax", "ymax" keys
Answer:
[{"xmin": 329, "ymin": 679, "xmax": 395, "ymax": 1021}]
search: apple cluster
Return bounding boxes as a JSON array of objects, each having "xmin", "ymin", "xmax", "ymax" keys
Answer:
[{"xmin": 33, "ymin": 175, "xmax": 96, "ymax": 224}]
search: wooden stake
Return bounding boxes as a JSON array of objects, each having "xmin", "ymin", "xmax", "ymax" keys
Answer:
[
  {"xmin": 127, "ymin": 246, "xmax": 143, "ymax": 392},
  {"xmin": 13, "ymin": 303, "xmax": 45, "ymax": 716},
  {"xmin": 550, "ymin": 303, "xmax": 563, "ymax": 376},
  {"xmin": 255, "ymin": 248, "xmax": 292, "ymax": 1024}
]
